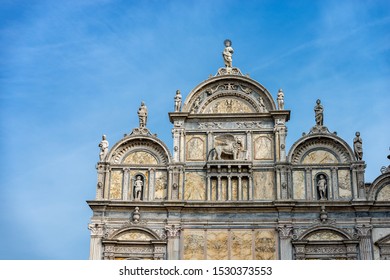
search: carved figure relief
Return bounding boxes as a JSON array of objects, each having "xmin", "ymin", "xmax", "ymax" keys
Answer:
[
  {"xmin": 254, "ymin": 135, "xmax": 273, "ymax": 160},
  {"xmin": 133, "ymin": 175, "xmax": 144, "ymax": 201},
  {"xmin": 123, "ymin": 151, "xmax": 158, "ymax": 165},
  {"xmin": 211, "ymin": 134, "xmax": 246, "ymax": 160},
  {"xmin": 302, "ymin": 150, "xmax": 338, "ymax": 164},
  {"xmin": 184, "ymin": 172, "xmax": 206, "ymax": 200},
  {"xmin": 183, "ymin": 231, "xmax": 205, "ymax": 260},
  {"xmin": 186, "ymin": 136, "xmax": 205, "ymax": 161},
  {"xmin": 206, "ymin": 98, "xmax": 253, "ymax": 114},
  {"xmin": 338, "ymin": 170, "xmax": 352, "ymax": 199},
  {"xmin": 110, "ymin": 170, "xmax": 123, "ymax": 199},
  {"xmin": 154, "ymin": 172, "xmax": 167, "ymax": 200}
]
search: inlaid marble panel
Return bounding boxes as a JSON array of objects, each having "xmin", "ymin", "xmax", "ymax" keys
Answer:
[
  {"xmin": 183, "ymin": 230, "xmax": 205, "ymax": 260},
  {"xmin": 109, "ymin": 170, "xmax": 123, "ymax": 199},
  {"xmin": 377, "ymin": 184, "xmax": 390, "ymax": 201},
  {"xmin": 253, "ymin": 171, "xmax": 275, "ymax": 200},
  {"xmin": 221, "ymin": 178, "xmax": 228, "ymax": 200},
  {"xmin": 155, "ymin": 171, "xmax": 167, "ymax": 200},
  {"xmin": 293, "ymin": 171, "xmax": 305, "ymax": 199},
  {"xmin": 123, "ymin": 151, "xmax": 158, "ymax": 165},
  {"xmin": 254, "ymin": 230, "xmax": 276, "ymax": 260},
  {"xmin": 211, "ymin": 178, "xmax": 217, "ymax": 201},
  {"xmin": 338, "ymin": 169, "xmax": 352, "ymax": 199},
  {"xmin": 206, "ymin": 231, "xmax": 229, "ymax": 260},
  {"xmin": 302, "ymin": 150, "xmax": 338, "ymax": 164},
  {"xmin": 186, "ymin": 135, "xmax": 206, "ymax": 161},
  {"xmin": 254, "ymin": 135, "xmax": 273, "ymax": 160},
  {"xmin": 184, "ymin": 172, "xmax": 206, "ymax": 200},
  {"xmin": 231, "ymin": 231, "xmax": 253, "ymax": 260},
  {"xmin": 242, "ymin": 178, "xmax": 249, "ymax": 200},
  {"xmin": 232, "ymin": 178, "xmax": 238, "ymax": 200}
]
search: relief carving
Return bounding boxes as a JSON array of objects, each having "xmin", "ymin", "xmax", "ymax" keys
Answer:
[
  {"xmin": 376, "ymin": 184, "xmax": 390, "ymax": 201},
  {"xmin": 186, "ymin": 136, "xmax": 206, "ymax": 161},
  {"xmin": 109, "ymin": 170, "xmax": 123, "ymax": 200},
  {"xmin": 254, "ymin": 135, "xmax": 273, "ymax": 160},
  {"xmin": 211, "ymin": 134, "xmax": 246, "ymax": 160},
  {"xmin": 184, "ymin": 172, "xmax": 206, "ymax": 200},
  {"xmin": 123, "ymin": 151, "xmax": 158, "ymax": 165},
  {"xmin": 183, "ymin": 231, "xmax": 205, "ymax": 260},
  {"xmin": 207, "ymin": 231, "xmax": 229, "ymax": 260}
]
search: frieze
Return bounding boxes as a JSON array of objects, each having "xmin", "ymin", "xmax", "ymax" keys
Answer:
[
  {"xmin": 193, "ymin": 121, "xmax": 272, "ymax": 130},
  {"xmin": 305, "ymin": 246, "xmax": 346, "ymax": 254},
  {"xmin": 114, "ymin": 247, "xmax": 153, "ymax": 254},
  {"xmin": 198, "ymin": 122, "xmax": 223, "ymax": 129}
]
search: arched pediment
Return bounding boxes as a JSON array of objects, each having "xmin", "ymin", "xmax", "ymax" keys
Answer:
[
  {"xmin": 367, "ymin": 172, "xmax": 390, "ymax": 201},
  {"xmin": 182, "ymin": 75, "xmax": 276, "ymax": 114},
  {"xmin": 107, "ymin": 135, "xmax": 172, "ymax": 165},
  {"xmin": 108, "ymin": 226, "xmax": 161, "ymax": 241},
  {"xmin": 288, "ymin": 135, "xmax": 354, "ymax": 165},
  {"xmin": 297, "ymin": 225, "xmax": 353, "ymax": 241}
]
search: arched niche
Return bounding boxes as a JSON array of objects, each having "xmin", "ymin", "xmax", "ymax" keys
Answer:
[
  {"xmin": 103, "ymin": 227, "xmax": 166, "ymax": 260},
  {"xmin": 292, "ymin": 226, "xmax": 359, "ymax": 260}
]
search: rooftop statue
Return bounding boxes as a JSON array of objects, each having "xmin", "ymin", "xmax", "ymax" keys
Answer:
[
  {"xmin": 354, "ymin": 132, "xmax": 363, "ymax": 160},
  {"xmin": 174, "ymin": 90, "xmax": 182, "ymax": 112},
  {"xmin": 222, "ymin": 39, "xmax": 234, "ymax": 68},
  {"xmin": 314, "ymin": 99, "xmax": 324, "ymax": 126},
  {"xmin": 98, "ymin": 135, "xmax": 109, "ymax": 161},
  {"xmin": 138, "ymin": 102, "xmax": 148, "ymax": 128},
  {"xmin": 277, "ymin": 89, "xmax": 284, "ymax": 110}
]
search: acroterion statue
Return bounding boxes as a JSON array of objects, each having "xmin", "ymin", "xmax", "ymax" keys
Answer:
[
  {"xmin": 354, "ymin": 132, "xmax": 363, "ymax": 160},
  {"xmin": 277, "ymin": 89, "xmax": 284, "ymax": 110},
  {"xmin": 98, "ymin": 135, "xmax": 109, "ymax": 161},
  {"xmin": 314, "ymin": 99, "xmax": 324, "ymax": 126},
  {"xmin": 138, "ymin": 102, "xmax": 148, "ymax": 128},
  {"xmin": 222, "ymin": 39, "xmax": 234, "ymax": 68},
  {"xmin": 174, "ymin": 90, "xmax": 182, "ymax": 112}
]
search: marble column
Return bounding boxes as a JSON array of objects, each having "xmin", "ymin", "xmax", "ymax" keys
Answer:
[
  {"xmin": 122, "ymin": 168, "xmax": 130, "ymax": 200},
  {"xmin": 165, "ymin": 224, "xmax": 182, "ymax": 260},
  {"xmin": 88, "ymin": 223, "xmax": 104, "ymax": 260},
  {"xmin": 277, "ymin": 224, "xmax": 293, "ymax": 260},
  {"xmin": 356, "ymin": 224, "xmax": 373, "ymax": 260}
]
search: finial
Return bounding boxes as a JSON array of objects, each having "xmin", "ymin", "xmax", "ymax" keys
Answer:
[{"xmin": 222, "ymin": 39, "xmax": 233, "ymax": 68}]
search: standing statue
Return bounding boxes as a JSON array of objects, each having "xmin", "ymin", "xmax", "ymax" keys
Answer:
[
  {"xmin": 222, "ymin": 39, "xmax": 234, "ymax": 68},
  {"xmin": 174, "ymin": 90, "xmax": 182, "ymax": 112},
  {"xmin": 134, "ymin": 176, "xmax": 143, "ymax": 201},
  {"xmin": 138, "ymin": 102, "xmax": 148, "ymax": 128},
  {"xmin": 317, "ymin": 175, "xmax": 327, "ymax": 200},
  {"xmin": 98, "ymin": 135, "xmax": 109, "ymax": 161},
  {"xmin": 277, "ymin": 89, "xmax": 284, "ymax": 110},
  {"xmin": 354, "ymin": 132, "xmax": 363, "ymax": 160},
  {"xmin": 314, "ymin": 99, "xmax": 324, "ymax": 126}
]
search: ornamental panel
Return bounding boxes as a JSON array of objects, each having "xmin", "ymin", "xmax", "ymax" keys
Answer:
[
  {"xmin": 338, "ymin": 170, "xmax": 352, "ymax": 199},
  {"xmin": 186, "ymin": 135, "xmax": 206, "ymax": 161},
  {"xmin": 254, "ymin": 135, "xmax": 273, "ymax": 160},
  {"xmin": 253, "ymin": 171, "xmax": 275, "ymax": 200},
  {"xmin": 376, "ymin": 184, "xmax": 390, "ymax": 201},
  {"xmin": 109, "ymin": 170, "xmax": 123, "ymax": 200},
  {"xmin": 123, "ymin": 151, "xmax": 158, "ymax": 165},
  {"xmin": 302, "ymin": 150, "xmax": 338, "ymax": 164},
  {"xmin": 184, "ymin": 172, "xmax": 206, "ymax": 200}
]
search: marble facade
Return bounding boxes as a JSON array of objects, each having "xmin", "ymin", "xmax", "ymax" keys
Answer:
[{"xmin": 88, "ymin": 42, "xmax": 390, "ymax": 260}]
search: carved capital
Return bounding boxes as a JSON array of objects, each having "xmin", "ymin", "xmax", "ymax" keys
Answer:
[
  {"xmin": 277, "ymin": 224, "xmax": 293, "ymax": 239},
  {"xmin": 165, "ymin": 224, "xmax": 182, "ymax": 238},
  {"xmin": 88, "ymin": 223, "xmax": 104, "ymax": 237},
  {"xmin": 355, "ymin": 224, "xmax": 372, "ymax": 237}
]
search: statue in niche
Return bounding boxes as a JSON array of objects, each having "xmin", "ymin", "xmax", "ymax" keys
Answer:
[
  {"xmin": 222, "ymin": 39, "xmax": 234, "ymax": 68},
  {"xmin": 314, "ymin": 99, "xmax": 324, "ymax": 126},
  {"xmin": 277, "ymin": 89, "xmax": 284, "ymax": 110},
  {"xmin": 317, "ymin": 174, "xmax": 327, "ymax": 200},
  {"xmin": 174, "ymin": 90, "xmax": 182, "ymax": 112},
  {"xmin": 98, "ymin": 135, "xmax": 109, "ymax": 161},
  {"xmin": 138, "ymin": 102, "xmax": 148, "ymax": 128},
  {"xmin": 134, "ymin": 175, "xmax": 144, "ymax": 201},
  {"xmin": 353, "ymin": 132, "xmax": 363, "ymax": 160}
]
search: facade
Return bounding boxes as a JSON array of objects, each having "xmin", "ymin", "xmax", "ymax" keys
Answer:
[{"xmin": 87, "ymin": 41, "xmax": 390, "ymax": 260}]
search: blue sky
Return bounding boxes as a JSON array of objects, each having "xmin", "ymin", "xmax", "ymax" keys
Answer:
[{"xmin": 0, "ymin": 0, "xmax": 389, "ymax": 259}]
